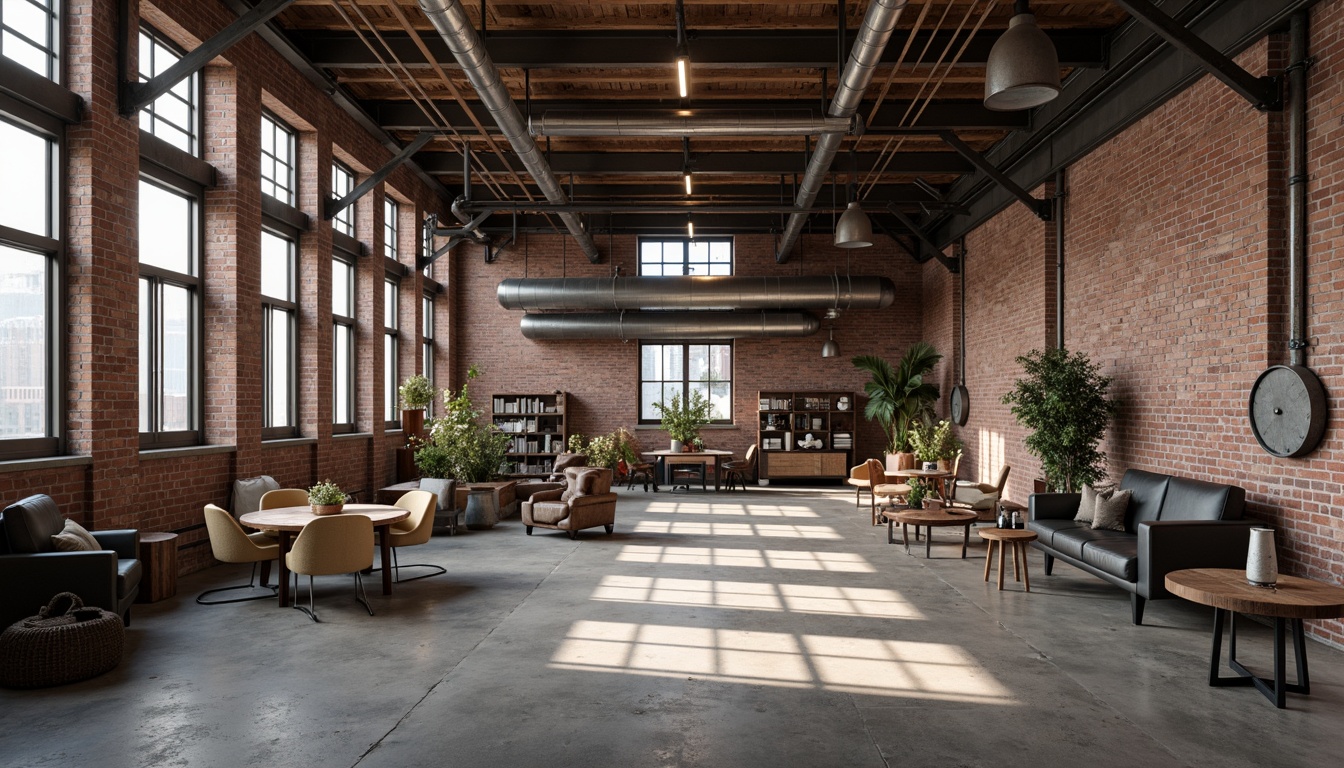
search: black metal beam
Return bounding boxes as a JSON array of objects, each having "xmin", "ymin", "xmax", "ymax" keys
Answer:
[
  {"xmin": 1112, "ymin": 0, "xmax": 1281, "ymax": 110},
  {"xmin": 324, "ymin": 131, "xmax": 433, "ymax": 220},
  {"xmin": 929, "ymin": 0, "xmax": 1312, "ymax": 247},
  {"xmin": 468, "ymin": 181, "xmax": 931, "ymax": 200},
  {"xmin": 290, "ymin": 28, "xmax": 1109, "ymax": 70},
  {"xmin": 417, "ymin": 150, "xmax": 971, "ymax": 176},
  {"xmin": 940, "ymin": 131, "xmax": 1051, "ymax": 221},
  {"xmin": 0, "ymin": 56, "xmax": 82, "ymax": 125},
  {"xmin": 372, "ymin": 99, "xmax": 1028, "ymax": 132},
  {"xmin": 477, "ymin": 212, "xmax": 789, "ymax": 234},
  {"xmin": 121, "ymin": 0, "xmax": 296, "ymax": 116}
]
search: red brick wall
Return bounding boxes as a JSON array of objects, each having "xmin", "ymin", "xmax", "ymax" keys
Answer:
[
  {"xmin": 935, "ymin": 21, "xmax": 1344, "ymax": 647},
  {"xmin": 1, "ymin": 0, "xmax": 446, "ymax": 574}
]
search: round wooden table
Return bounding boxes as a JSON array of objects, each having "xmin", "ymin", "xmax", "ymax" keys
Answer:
[
  {"xmin": 240, "ymin": 504, "xmax": 410, "ymax": 608},
  {"xmin": 888, "ymin": 467, "xmax": 956, "ymax": 501},
  {"xmin": 881, "ymin": 507, "xmax": 977, "ymax": 558},
  {"xmin": 977, "ymin": 527, "xmax": 1038, "ymax": 592},
  {"xmin": 1166, "ymin": 568, "xmax": 1344, "ymax": 709}
]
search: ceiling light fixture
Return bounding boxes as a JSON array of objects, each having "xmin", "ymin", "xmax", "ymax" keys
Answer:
[
  {"xmin": 983, "ymin": 0, "xmax": 1061, "ymax": 111},
  {"xmin": 833, "ymin": 150, "xmax": 872, "ymax": 248},
  {"xmin": 674, "ymin": 0, "xmax": 690, "ymax": 99},
  {"xmin": 821, "ymin": 326, "xmax": 839, "ymax": 358},
  {"xmin": 687, "ymin": 215, "xmax": 695, "ymax": 240},
  {"xmin": 682, "ymin": 136, "xmax": 693, "ymax": 195}
]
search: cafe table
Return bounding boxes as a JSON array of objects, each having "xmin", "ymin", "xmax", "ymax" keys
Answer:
[
  {"xmin": 239, "ymin": 504, "xmax": 410, "ymax": 608},
  {"xmin": 642, "ymin": 449, "xmax": 734, "ymax": 491}
]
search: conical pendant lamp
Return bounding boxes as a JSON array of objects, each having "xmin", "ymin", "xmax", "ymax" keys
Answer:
[{"xmin": 983, "ymin": 1, "xmax": 1060, "ymax": 111}]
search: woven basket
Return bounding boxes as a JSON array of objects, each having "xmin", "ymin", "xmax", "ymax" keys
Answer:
[{"xmin": 0, "ymin": 592, "xmax": 124, "ymax": 689}]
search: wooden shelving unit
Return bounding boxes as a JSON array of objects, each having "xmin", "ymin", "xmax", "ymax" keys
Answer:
[
  {"xmin": 491, "ymin": 392, "xmax": 567, "ymax": 479},
  {"xmin": 757, "ymin": 390, "xmax": 857, "ymax": 481}
]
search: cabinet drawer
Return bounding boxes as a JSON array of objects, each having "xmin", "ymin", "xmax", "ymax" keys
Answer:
[
  {"xmin": 765, "ymin": 453, "xmax": 820, "ymax": 477},
  {"xmin": 819, "ymin": 453, "xmax": 849, "ymax": 477}
]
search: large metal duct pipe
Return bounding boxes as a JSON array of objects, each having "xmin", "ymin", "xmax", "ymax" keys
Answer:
[
  {"xmin": 418, "ymin": 0, "xmax": 600, "ymax": 263},
  {"xmin": 520, "ymin": 312, "xmax": 821, "ymax": 340},
  {"xmin": 530, "ymin": 111, "xmax": 853, "ymax": 138},
  {"xmin": 498, "ymin": 275, "xmax": 895, "ymax": 312},
  {"xmin": 775, "ymin": 0, "xmax": 907, "ymax": 263}
]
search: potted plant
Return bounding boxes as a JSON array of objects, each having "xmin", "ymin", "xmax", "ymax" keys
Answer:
[
  {"xmin": 652, "ymin": 390, "xmax": 713, "ymax": 452},
  {"xmin": 1002, "ymin": 347, "xmax": 1117, "ymax": 492},
  {"xmin": 905, "ymin": 478, "xmax": 927, "ymax": 510},
  {"xmin": 308, "ymin": 479, "xmax": 346, "ymax": 516},
  {"xmin": 398, "ymin": 374, "xmax": 436, "ymax": 439},
  {"xmin": 422, "ymin": 365, "xmax": 511, "ymax": 486},
  {"xmin": 908, "ymin": 420, "xmax": 942, "ymax": 472},
  {"xmin": 853, "ymin": 342, "xmax": 943, "ymax": 472},
  {"xmin": 413, "ymin": 437, "xmax": 456, "ymax": 513}
]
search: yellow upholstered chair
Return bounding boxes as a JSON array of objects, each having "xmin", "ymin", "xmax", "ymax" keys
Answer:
[
  {"xmin": 197, "ymin": 504, "xmax": 279, "ymax": 605},
  {"xmin": 285, "ymin": 514, "xmax": 376, "ymax": 622},
  {"xmin": 260, "ymin": 488, "xmax": 309, "ymax": 510},
  {"xmin": 846, "ymin": 461, "xmax": 874, "ymax": 512},
  {"xmin": 379, "ymin": 490, "xmax": 444, "ymax": 583}
]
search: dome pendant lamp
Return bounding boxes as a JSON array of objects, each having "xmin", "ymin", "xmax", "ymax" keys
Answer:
[
  {"xmin": 833, "ymin": 150, "xmax": 872, "ymax": 249},
  {"xmin": 983, "ymin": 0, "xmax": 1060, "ymax": 111},
  {"xmin": 821, "ymin": 326, "xmax": 839, "ymax": 358}
]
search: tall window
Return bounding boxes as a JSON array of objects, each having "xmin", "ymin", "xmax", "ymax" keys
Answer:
[
  {"xmin": 332, "ymin": 256, "xmax": 355, "ymax": 431},
  {"xmin": 639, "ymin": 343, "xmax": 732, "ymax": 424},
  {"xmin": 260, "ymin": 112, "xmax": 296, "ymax": 205},
  {"xmin": 1, "ymin": 0, "xmax": 59, "ymax": 81},
  {"xmin": 139, "ymin": 178, "xmax": 200, "ymax": 446},
  {"xmin": 422, "ymin": 294, "xmax": 434, "ymax": 396},
  {"xmin": 261, "ymin": 230, "xmax": 297, "ymax": 437},
  {"xmin": 639, "ymin": 237, "xmax": 732, "ymax": 276},
  {"xmin": 331, "ymin": 160, "xmax": 354, "ymax": 236},
  {"xmin": 384, "ymin": 198, "xmax": 399, "ymax": 260},
  {"xmin": 138, "ymin": 26, "xmax": 198, "ymax": 156},
  {"xmin": 384, "ymin": 277, "xmax": 399, "ymax": 425}
]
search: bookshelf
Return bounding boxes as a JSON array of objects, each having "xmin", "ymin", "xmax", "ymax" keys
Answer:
[
  {"xmin": 491, "ymin": 392, "xmax": 567, "ymax": 478},
  {"xmin": 757, "ymin": 390, "xmax": 857, "ymax": 481}
]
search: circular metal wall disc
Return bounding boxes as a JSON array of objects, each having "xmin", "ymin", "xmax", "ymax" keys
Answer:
[{"xmin": 1248, "ymin": 365, "xmax": 1327, "ymax": 458}]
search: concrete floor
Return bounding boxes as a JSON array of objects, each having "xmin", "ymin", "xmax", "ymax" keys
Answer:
[{"xmin": 3, "ymin": 486, "xmax": 1342, "ymax": 768}]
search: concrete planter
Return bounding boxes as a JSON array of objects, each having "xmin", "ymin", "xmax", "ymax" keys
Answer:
[{"xmin": 464, "ymin": 490, "xmax": 499, "ymax": 530}]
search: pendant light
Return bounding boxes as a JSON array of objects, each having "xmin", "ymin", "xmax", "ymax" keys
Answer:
[
  {"xmin": 821, "ymin": 326, "xmax": 839, "ymax": 358},
  {"xmin": 682, "ymin": 137, "xmax": 693, "ymax": 195},
  {"xmin": 674, "ymin": 0, "xmax": 690, "ymax": 99},
  {"xmin": 833, "ymin": 150, "xmax": 872, "ymax": 248},
  {"xmin": 687, "ymin": 215, "xmax": 695, "ymax": 240},
  {"xmin": 983, "ymin": 0, "xmax": 1060, "ymax": 112}
]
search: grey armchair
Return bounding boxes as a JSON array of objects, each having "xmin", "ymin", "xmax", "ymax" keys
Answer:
[{"xmin": 0, "ymin": 494, "xmax": 141, "ymax": 628}]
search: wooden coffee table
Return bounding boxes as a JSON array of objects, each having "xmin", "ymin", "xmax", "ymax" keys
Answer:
[
  {"xmin": 882, "ymin": 507, "xmax": 977, "ymax": 558},
  {"xmin": 1166, "ymin": 568, "xmax": 1344, "ymax": 708},
  {"xmin": 977, "ymin": 527, "xmax": 1038, "ymax": 591}
]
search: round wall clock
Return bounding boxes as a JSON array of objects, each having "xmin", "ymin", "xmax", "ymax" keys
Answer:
[
  {"xmin": 1248, "ymin": 365, "xmax": 1327, "ymax": 458},
  {"xmin": 950, "ymin": 384, "xmax": 970, "ymax": 426}
]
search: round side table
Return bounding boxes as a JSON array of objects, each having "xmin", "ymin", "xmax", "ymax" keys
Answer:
[{"xmin": 977, "ymin": 527, "xmax": 1038, "ymax": 591}]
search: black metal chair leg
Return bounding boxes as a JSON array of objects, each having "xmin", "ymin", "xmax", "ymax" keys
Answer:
[
  {"xmin": 371, "ymin": 547, "xmax": 446, "ymax": 583},
  {"xmin": 197, "ymin": 562, "xmax": 280, "ymax": 605}
]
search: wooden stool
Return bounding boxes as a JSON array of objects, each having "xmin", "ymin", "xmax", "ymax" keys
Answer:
[
  {"xmin": 136, "ymin": 532, "xmax": 178, "ymax": 603},
  {"xmin": 977, "ymin": 528, "xmax": 1038, "ymax": 592}
]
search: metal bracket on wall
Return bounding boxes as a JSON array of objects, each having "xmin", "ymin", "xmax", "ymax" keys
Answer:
[
  {"xmin": 940, "ymin": 131, "xmax": 1052, "ymax": 221},
  {"xmin": 325, "ymin": 132, "xmax": 434, "ymax": 220},
  {"xmin": 884, "ymin": 205, "xmax": 960, "ymax": 273},
  {"xmin": 119, "ymin": 0, "xmax": 297, "ymax": 116},
  {"xmin": 1112, "ymin": 0, "xmax": 1282, "ymax": 111}
]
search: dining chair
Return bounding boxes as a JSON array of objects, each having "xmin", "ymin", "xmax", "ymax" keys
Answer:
[
  {"xmin": 376, "ymin": 490, "xmax": 445, "ymax": 583},
  {"xmin": 197, "ymin": 504, "xmax": 279, "ymax": 605},
  {"xmin": 721, "ymin": 445, "xmax": 758, "ymax": 491},
  {"xmin": 870, "ymin": 458, "xmax": 912, "ymax": 526},
  {"xmin": 260, "ymin": 488, "xmax": 309, "ymax": 510},
  {"xmin": 285, "ymin": 514, "xmax": 376, "ymax": 623}
]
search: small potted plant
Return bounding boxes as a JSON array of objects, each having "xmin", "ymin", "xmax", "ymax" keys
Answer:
[
  {"xmin": 308, "ymin": 480, "xmax": 346, "ymax": 516},
  {"xmin": 905, "ymin": 479, "xmax": 927, "ymax": 510},
  {"xmin": 652, "ymin": 390, "xmax": 713, "ymax": 452},
  {"xmin": 398, "ymin": 374, "xmax": 436, "ymax": 439},
  {"xmin": 908, "ymin": 420, "xmax": 941, "ymax": 472}
]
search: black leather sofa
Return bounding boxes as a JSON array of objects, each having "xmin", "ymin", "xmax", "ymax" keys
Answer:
[
  {"xmin": 0, "ymin": 494, "xmax": 141, "ymax": 628},
  {"xmin": 1029, "ymin": 469, "xmax": 1254, "ymax": 624}
]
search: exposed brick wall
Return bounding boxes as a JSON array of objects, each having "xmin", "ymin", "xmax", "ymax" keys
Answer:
[
  {"xmin": 6, "ymin": 0, "xmax": 447, "ymax": 577},
  {"xmin": 932, "ymin": 22, "xmax": 1344, "ymax": 647}
]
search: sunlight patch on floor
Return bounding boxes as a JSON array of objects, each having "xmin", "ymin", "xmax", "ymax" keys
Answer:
[
  {"xmin": 632, "ymin": 521, "xmax": 840, "ymax": 539},
  {"xmin": 617, "ymin": 545, "xmax": 875, "ymax": 572},
  {"xmin": 550, "ymin": 621, "xmax": 1013, "ymax": 703},
  {"xmin": 642, "ymin": 501, "xmax": 820, "ymax": 518},
  {"xmin": 591, "ymin": 575, "xmax": 926, "ymax": 619}
]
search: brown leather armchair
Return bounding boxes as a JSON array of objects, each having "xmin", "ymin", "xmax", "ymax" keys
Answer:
[
  {"xmin": 0, "ymin": 494, "xmax": 141, "ymax": 628},
  {"xmin": 522, "ymin": 467, "xmax": 618, "ymax": 540}
]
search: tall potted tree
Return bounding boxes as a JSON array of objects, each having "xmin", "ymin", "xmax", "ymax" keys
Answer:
[
  {"xmin": 853, "ymin": 342, "xmax": 943, "ymax": 471},
  {"xmin": 1001, "ymin": 347, "xmax": 1117, "ymax": 492},
  {"xmin": 653, "ymin": 390, "xmax": 713, "ymax": 452}
]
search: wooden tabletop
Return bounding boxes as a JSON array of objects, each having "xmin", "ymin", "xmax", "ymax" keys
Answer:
[
  {"xmin": 884, "ymin": 508, "xmax": 977, "ymax": 526},
  {"xmin": 977, "ymin": 527, "xmax": 1038, "ymax": 542},
  {"xmin": 239, "ymin": 504, "xmax": 410, "ymax": 532},
  {"xmin": 643, "ymin": 449, "xmax": 733, "ymax": 458},
  {"xmin": 889, "ymin": 468, "xmax": 954, "ymax": 479},
  {"xmin": 1166, "ymin": 569, "xmax": 1344, "ymax": 620}
]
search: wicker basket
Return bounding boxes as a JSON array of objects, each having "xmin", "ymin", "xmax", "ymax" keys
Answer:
[{"xmin": 0, "ymin": 592, "xmax": 124, "ymax": 689}]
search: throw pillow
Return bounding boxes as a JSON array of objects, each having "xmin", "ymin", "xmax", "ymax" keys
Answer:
[
  {"xmin": 1091, "ymin": 489, "xmax": 1132, "ymax": 531},
  {"xmin": 50, "ymin": 518, "xmax": 101, "ymax": 552},
  {"xmin": 1074, "ymin": 484, "xmax": 1113, "ymax": 523}
]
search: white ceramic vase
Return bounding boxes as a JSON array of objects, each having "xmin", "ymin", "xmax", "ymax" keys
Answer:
[{"xmin": 1246, "ymin": 527, "xmax": 1278, "ymax": 587}]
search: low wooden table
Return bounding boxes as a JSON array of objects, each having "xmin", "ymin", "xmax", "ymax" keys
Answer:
[
  {"xmin": 882, "ymin": 507, "xmax": 977, "ymax": 558},
  {"xmin": 977, "ymin": 527, "xmax": 1038, "ymax": 591},
  {"xmin": 240, "ymin": 504, "xmax": 410, "ymax": 609},
  {"xmin": 1166, "ymin": 568, "xmax": 1344, "ymax": 709}
]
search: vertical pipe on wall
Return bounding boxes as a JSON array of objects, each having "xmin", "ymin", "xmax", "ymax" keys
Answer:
[
  {"xmin": 1287, "ymin": 12, "xmax": 1308, "ymax": 367},
  {"xmin": 1054, "ymin": 168, "xmax": 1066, "ymax": 350}
]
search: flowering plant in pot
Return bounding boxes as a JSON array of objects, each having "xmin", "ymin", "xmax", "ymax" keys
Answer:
[
  {"xmin": 398, "ymin": 374, "xmax": 436, "ymax": 439},
  {"xmin": 418, "ymin": 364, "xmax": 511, "ymax": 485},
  {"xmin": 308, "ymin": 480, "xmax": 346, "ymax": 516},
  {"xmin": 652, "ymin": 390, "xmax": 713, "ymax": 451}
]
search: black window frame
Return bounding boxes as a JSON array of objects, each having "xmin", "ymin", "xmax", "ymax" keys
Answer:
[
  {"xmin": 637, "ymin": 236, "xmax": 734, "ymax": 276},
  {"xmin": 0, "ymin": 0, "xmax": 61, "ymax": 83},
  {"xmin": 331, "ymin": 253, "xmax": 356, "ymax": 433},
  {"xmin": 137, "ymin": 25, "xmax": 200, "ymax": 157},
  {"xmin": 383, "ymin": 197, "xmax": 398, "ymax": 261},
  {"xmin": 137, "ymin": 174, "xmax": 203, "ymax": 449},
  {"xmin": 260, "ymin": 110, "xmax": 297, "ymax": 206},
  {"xmin": 331, "ymin": 159, "xmax": 355, "ymax": 237},
  {"xmin": 260, "ymin": 227, "xmax": 298, "ymax": 440},
  {"xmin": 383, "ymin": 274, "xmax": 399, "ymax": 427},
  {"xmin": 637, "ymin": 341, "xmax": 734, "ymax": 426},
  {"xmin": 422, "ymin": 292, "xmax": 435, "ymax": 406}
]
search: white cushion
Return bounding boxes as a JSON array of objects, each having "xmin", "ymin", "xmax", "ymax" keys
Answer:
[{"xmin": 952, "ymin": 487, "xmax": 999, "ymax": 510}]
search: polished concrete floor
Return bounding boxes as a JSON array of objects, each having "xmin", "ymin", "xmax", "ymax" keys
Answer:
[{"xmin": 3, "ymin": 486, "xmax": 1343, "ymax": 768}]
